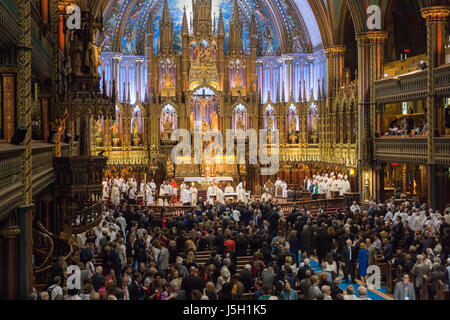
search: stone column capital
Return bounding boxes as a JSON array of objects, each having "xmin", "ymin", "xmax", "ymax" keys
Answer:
[{"xmin": 421, "ymin": 6, "xmax": 450, "ymax": 22}]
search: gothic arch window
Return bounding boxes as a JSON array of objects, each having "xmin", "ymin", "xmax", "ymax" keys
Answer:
[
  {"xmin": 308, "ymin": 103, "xmax": 319, "ymax": 144},
  {"xmin": 131, "ymin": 105, "xmax": 143, "ymax": 146},
  {"xmin": 190, "ymin": 87, "xmax": 219, "ymax": 132},
  {"xmin": 161, "ymin": 104, "xmax": 177, "ymax": 139},
  {"xmin": 233, "ymin": 104, "xmax": 248, "ymax": 132}
]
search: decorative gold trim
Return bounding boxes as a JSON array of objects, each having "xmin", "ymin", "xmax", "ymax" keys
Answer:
[
  {"xmin": 0, "ymin": 227, "xmax": 21, "ymax": 239},
  {"xmin": 421, "ymin": 6, "xmax": 450, "ymax": 22}
]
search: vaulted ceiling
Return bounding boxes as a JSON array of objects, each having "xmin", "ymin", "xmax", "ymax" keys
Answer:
[{"xmin": 99, "ymin": 0, "xmax": 324, "ymax": 56}]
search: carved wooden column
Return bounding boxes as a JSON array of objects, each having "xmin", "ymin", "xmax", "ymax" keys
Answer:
[
  {"xmin": 356, "ymin": 31, "xmax": 387, "ymax": 203},
  {"xmin": 1, "ymin": 73, "xmax": 15, "ymax": 141},
  {"xmin": 421, "ymin": 5, "xmax": 450, "ymax": 210},
  {"xmin": 16, "ymin": 0, "xmax": 33, "ymax": 299},
  {"xmin": 0, "ymin": 226, "xmax": 20, "ymax": 300}
]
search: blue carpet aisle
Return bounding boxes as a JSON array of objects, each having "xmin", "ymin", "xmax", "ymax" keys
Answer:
[{"xmin": 309, "ymin": 260, "xmax": 392, "ymax": 300}]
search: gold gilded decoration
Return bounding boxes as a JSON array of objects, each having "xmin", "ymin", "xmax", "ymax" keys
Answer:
[
  {"xmin": 0, "ymin": 227, "xmax": 21, "ymax": 239},
  {"xmin": 421, "ymin": 6, "xmax": 450, "ymax": 22}
]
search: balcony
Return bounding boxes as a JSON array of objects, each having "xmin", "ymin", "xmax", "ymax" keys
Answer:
[
  {"xmin": 434, "ymin": 137, "xmax": 450, "ymax": 166},
  {"xmin": 375, "ymin": 137, "xmax": 428, "ymax": 163},
  {"xmin": 434, "ymin": 64, "xmax": 450, "ymax": 96},
  {"xmin": 375, "ymin": 70, "xmax": 427, "ymax": 104}
]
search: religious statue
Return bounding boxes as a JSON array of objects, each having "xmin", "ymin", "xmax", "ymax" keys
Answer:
[
  {"xmin": 289, "ymin": 116, "xmax": 297, "ymax": 133},
  {"xmin": 166, "ymin": 158, "xmax": 174, "ymax": 176},
  {"xmin": 234, "ymin": 69, "xmax": 243, "ymax": 87},
  {"xmin": 163, "ymin": 67, "xmax": 174, "ymax": 87},
  {"xmin": 236, "ymin": 113, "xmax": 244, "ymax": 130},
  {"xmin": 132, "ymin": 117, "xmax": 141, "ymax": 146},
  {"xmin": 89, "ymin": 30, "xmax": 102, "ymax": 74},
  {"xmin": 263, "ymin": 25, "xmax": 275, "ymax": 55},
  {"xmin": 94, "ymin": 120, "xmax": 103, "ymax": 146},
  {"xmin": 210, "ymin": 111, "xmax": 218, "ymax": 130},
  {"xmin": 163, "ymin": 112, "xmax": 174, "ymax": 132}
]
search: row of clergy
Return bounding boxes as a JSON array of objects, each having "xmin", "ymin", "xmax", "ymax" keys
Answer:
[
  {"xmin": 103, "ymin": 177, "xmax": 249, "ymax": 206},
  {"xmin": 302, "ymin": 173, "xmax": 352, "ymax": 198}
]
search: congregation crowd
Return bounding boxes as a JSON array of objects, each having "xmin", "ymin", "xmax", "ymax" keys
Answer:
[{"xmin": 38, "ymin": 180, "xmax": 450, "ymax": 301}]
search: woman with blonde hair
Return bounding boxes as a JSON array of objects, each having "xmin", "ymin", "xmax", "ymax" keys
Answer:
[
  {"xmin": 185, "ymin": 239, "xmax": 196, "ymax": 253},
  {"xmin": 357, "ymin": 242, "xmax": 369, "ymax": 285},
  {"xmin": 205, "ymin": 281, "xmax": 217, "ymax": 300},
  {"xmin": 185, "ymin": 250, "xmax": 197, "ymax": 269}
]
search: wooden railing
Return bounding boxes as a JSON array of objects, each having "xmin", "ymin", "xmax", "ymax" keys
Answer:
[
  {"xmin": 375, "ymin": 70, "xmax": 427, "ymax": 104},
  {"xmin": 375, "ymin": 137, "xmax": 428, "ymax": 163},
  {"xmin": 434, "ymin": 64, "xmax": 450, "ymax": 96},
  {"xmin": 434, "ymin": 137, "xmax": 450, "ymax": 166},
  {"xmin": 72, "ymin": 200, "xmax": 105, "ymax": 234}
]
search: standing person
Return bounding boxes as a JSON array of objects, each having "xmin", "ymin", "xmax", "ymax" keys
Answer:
[
  {"xmin": 145, "ymin": 183, "xmax": 153, "ymax": 206},
  {"xmin": 181, "ymin": 266, "xmax": 206, "ymax": 300},
  {"xmin": 394, "ymin": 273, "xmax": 416, "ymax": 300},
  {"xmin": 341, "ymin": 239, "xmax": 355, "ymax": 283},
  {"xmin": 300, "ymin": 225, "xmax": 313, "ymax": 258},
  {"xmin": 189, "ymin": 182, "xmax": 198, "ymax": 206},
  {"xmin": 357, "ymin": 243, "xmax": 369, "ymax": 285},
  {"xmin": 279, "ymin": 281, "xmax": 298, "ymax": 300}
]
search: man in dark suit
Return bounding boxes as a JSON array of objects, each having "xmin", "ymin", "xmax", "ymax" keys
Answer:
[
  {"xmin": 341, "ymin": 239, "xmax": 356, "ymax": 283},
  {"xmin": 300, "ymin": 225, "xmax": 313, "ymax": 258},
  {"xmin": 382, "ymin": 238, "xmax": 393, "ymax": 262},
  {"xmin": 181, "ymin": 266, "xmax": 205, "ymax": 300},
  {"xmin": 91, "ymin": 266, "xmax": 105, "ymax": 292},
  {"xmin": 128, "ymin": 272, "xmax": 144, "ymax": 300},
  {"xmin": 238, "ymin": 264, "xmax": 254, "ymax": 293},
  {"xmin": 215, "ymin": 228, "xmax": 226, "ymax": 254},
  {"xmin": 235, "ymin": 233, "xmax": 248, "ymax": 257}
]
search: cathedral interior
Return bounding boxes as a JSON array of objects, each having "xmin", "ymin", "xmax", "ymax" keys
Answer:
[{"xmin": 0, "ymin": 0, "xmax": 450, "ymax": 300}]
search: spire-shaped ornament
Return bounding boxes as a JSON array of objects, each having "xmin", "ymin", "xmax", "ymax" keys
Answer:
[
  {"xmin": 217, "ymin": 8, "xmax": 225, "ymax": 36},
  {"xmin": 181, "ymin": 6, "xmax": 189, "ymax": 35}
]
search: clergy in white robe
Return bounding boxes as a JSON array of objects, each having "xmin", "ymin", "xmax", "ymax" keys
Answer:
[
  {"xmin": 180, "ymin": 182, "xmax": 188, "ymax": 203},
  {"xmin": 236, "ymin": 182, "xmax": 247, "ymax": 204},
  {"xmin": 145, "ymin": 184, "xmax": 153, "ymax": 206},
  {"xmin": 207, "ymin": 183, "xmax": 215, "ymax": 204},
  {"xmin": 149, "ymin": 179, "xmax": 156, "ymax": 192},
  {"xmin": 140, "ymin": 181, "xmax": 146, "ymax": 194},
  {"xmin": 281, "ymin": 181, "xmax": 288, "ymax": 198},
  {"xmin": 102, "ymin": 180, "xmax": 109, "ymax": 199},
  {"xmin": 275, "ymin": 179, "xmax": 283, "ymax": 197},
  {"xmin": 224, "ymin": 183, "xmax": 234, "ymax": 201},
  {"xmin": 182, "ymin": 187, "xmax": 191, "ymax": 205},
  {"xmin": 261, "ymin": 188, "xmax": 272, "ymax": 202},
  {"xmin": 111, "ymin": 184, "xmax": 120, "ymax": 205},
  {"xmin": 189, "ymin": 182, "xmax": 198, "ymax": 206},
  {"xmin": 326, "ymin": 177, "xmax": 335, "ymax": 199},
  {"xmin": 160, "ymin": 181, "xmax": 168, "ymax": 196},
  {"xmin": 214, "ymin": 185, "xmax": 225, "ymax": 205},
  {"xmin": 342, "ymin": 175, "xmax": 351, "ymax": 194},
  {"xmin": 337, "ymin": 175, "xmax": 345, "ymax": 196}
]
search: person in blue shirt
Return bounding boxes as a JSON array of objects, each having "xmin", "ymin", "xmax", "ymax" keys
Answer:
[{"xmin": 279, "ymin": 281, "xmax": 298, "ymax": 300}]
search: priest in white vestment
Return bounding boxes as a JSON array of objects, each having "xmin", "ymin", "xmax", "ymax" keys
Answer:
[
  {"xmin": 111, "ymin": 183, "xmax": 120, "ymax": 205},
  {"xmin": 214, "ymin": 185, "xmax": 225, "ymax": 205},
  {"xmin": 182, "ymin": 187, "xmax": 191, "ymax": 206},
  {"xmin": 224, "ymin": 183, "xmax": 234, "ymax": 202},
  {"xmin": 180, "ymin": 181, "xmax": 188, "ymax": 204},
  {"xmin": 189, "ymin": 182, "xmax": 198, "ymax": 206},
  {"xmin": 145, "ymin": 183, "xmax": 153, "ymax": 206},
  {"xmin": 281, "ymin": 181, "xmax": 288, "ymax": 198},
  {"xmin": 236, "ymin": 182, "xmax": 247, "ymax": 204},
  {"xmin": 261, "ymin": 188, "xmax": 272, "ymax": 202},
  {"xmin": 207, "ymin": 183, "xmax": 215, "ymax": 205},
  {"xmin": 342, "ymin": 175, "xmax": 351, "ymax": 194}
]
